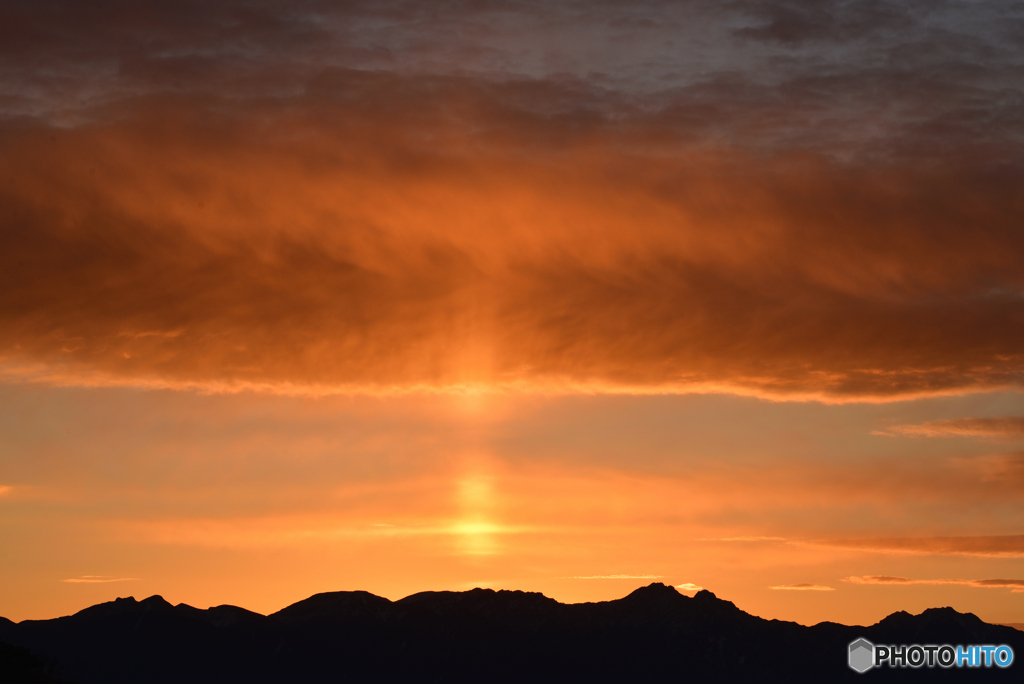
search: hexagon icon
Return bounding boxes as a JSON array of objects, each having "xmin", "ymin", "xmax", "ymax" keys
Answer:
[{"xmin": 848, "ymin": 638, "xmax": 874, "ymax": 673}]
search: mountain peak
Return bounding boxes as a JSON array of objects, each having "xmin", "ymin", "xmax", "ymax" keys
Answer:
[
  {"xmin": 918, "ymin": 606, "xmax": 976, "ymax": 621},
  {"xmin": 140, "ymin": 595, "xmax": 171, "ymax": 607},
  {"xmin": 617, "ymin": 582, "xmax": 687, "ymax": 613},
  {"xmin": 65, "ymin": 595, "xmax": 140, "ymax": 621},
  {"xmin": 627, "ymin": 582, "xmax": 681, "ymax": 597},
  {"xmin": 396, "ymin": 587, "xmax": 560, "ymax": 620},
  {"xmin": 271, "ymin": 590, "xmax": 392, "ymax": 625}
]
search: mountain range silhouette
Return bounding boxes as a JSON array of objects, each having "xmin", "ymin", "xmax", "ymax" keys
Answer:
[{"xmin": 1, "ymin": 583, "xmax": 1021, "ymax": 682}]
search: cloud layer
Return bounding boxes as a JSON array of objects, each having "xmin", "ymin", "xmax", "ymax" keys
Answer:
[
  {"xmin": 818, "ymin": 535, "xmax": 1024, "ymax": 558},
  {"xmin": 845, "ymin": 576, "xmax": 1024, "ymax": 592},
  {"xmin": 881, "ymin": 417, "xmax": 1024, "ymax": 439},
  {"xmin": 2, "ymin": 1, "xmax": 1023, "ymax": 399},
  {"xmin": 60, "ymin": 576, "xmax": 139, "ymax": 584}
]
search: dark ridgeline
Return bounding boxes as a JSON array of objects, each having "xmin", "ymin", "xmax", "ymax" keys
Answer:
[{"xmin": 0, "ymin": 583, "xmax": 1021, "ymax": 683}]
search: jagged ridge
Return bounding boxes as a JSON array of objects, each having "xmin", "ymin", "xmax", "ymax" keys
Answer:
[{"xmin": 1, "ymin": 583, "xmax": 1020, "ymax": 683}]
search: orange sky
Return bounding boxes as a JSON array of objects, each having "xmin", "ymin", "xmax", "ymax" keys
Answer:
[{"xmin": 1, "ymin": 0, "xmax": 1023, "ymax": 626}]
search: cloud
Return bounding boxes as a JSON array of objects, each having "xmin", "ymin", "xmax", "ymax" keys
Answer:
[
  {"xmin": 675, "ymin": 583, "xmax": 703, "ymax": 591},
  {"xmin": 697, "ymin": 537, "xmax": 788, "ymax": 542},
  {"xmin": 2, "ymin": 95, "xmax": 1024, "ymax": 400},
  {"xmin": 878, "ymin": 417, "xmax": 1024, "ymax": 439},
  {"xmin": 734, "ymin": 0, "xmax": 914, "ymax": 46},
  {"xmin": 814, "ymin": 535, "xmax": 1024, "ymax": 558},
  {"xmin": 844, "ymin": 576, "xmax": 1024, "ymax": 592},
  {"xmin": 769, "ymin": 583, "xmax": 834, "ymax": 591},
  {"xmin": 0, "ymin": 2, "xmax": 1022, "ymax": 401},
  {"xmin": 61, "ymin": 576, "xmax": 138, "ymax": 584}
]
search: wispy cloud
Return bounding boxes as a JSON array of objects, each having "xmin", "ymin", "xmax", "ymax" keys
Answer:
[
  {"xmin": 675, "ymin": 583, "xmax": 703, "ymax": 592},
  {"xmin": 811, "ymin": 535, "xmax": 1024, "ymax": 558},
  {"xmin": 769, "ymin": 584, "xmax": 834, "ymax": 591},
  {"xmin": 61, "ymin": 576, "xmax": 139, "ymax": 584},
  {"xmin": 697, "ymin": 536, "xmax": 787, "ymax": 542},
  {"xmin": 844, "ymin": 576, "xmax": 1024, "ymax": 593},
  {"xmin": 877, "ymin": 417, "xmax": 1024, "ymax": 439}
]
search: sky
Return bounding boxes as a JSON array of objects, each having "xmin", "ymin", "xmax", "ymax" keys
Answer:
[{"xmin": 1, "ymin": 0, "xmax": 1024, "ymax": 626}]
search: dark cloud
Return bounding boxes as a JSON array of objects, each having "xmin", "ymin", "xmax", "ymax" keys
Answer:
[
  {"xmin": 1, "ymin": 2, "xmax": 1020, "ymax": 175},
  {"xmin": 3, "ymin": 1, "xmax": 1021, "ymax": 120},
  {"xmin": 734, "ymin": 0, "xmax": 915, "ymax": 45}
]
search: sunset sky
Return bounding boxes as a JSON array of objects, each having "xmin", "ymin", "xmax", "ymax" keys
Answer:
[{"xmin": 2, "ymin": 0, "xmax": 1024, "ymax": 627}]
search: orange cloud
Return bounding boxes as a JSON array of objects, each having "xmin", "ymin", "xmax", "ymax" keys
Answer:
[
  {"xmin": 844, "ymin": 576, "xmax": 1024, "ymax": 593},
  {"xmin": 815, "ymin": 535, "xmax": 1024, "ymax": 558},
  {"xmin": 61, "ymin": 576, "xmax": 139, "ymax": 584},
  {"xmin": 879, "ymin": 417, "xmax": 1024, "ymax": 439},
  {"xmin": 769, "ymin": 584, "xmax": 834, "ymax": 591},
  {"xmin": 2, "ymin": 89, "xmax": 1023, "ymax": 401}
]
